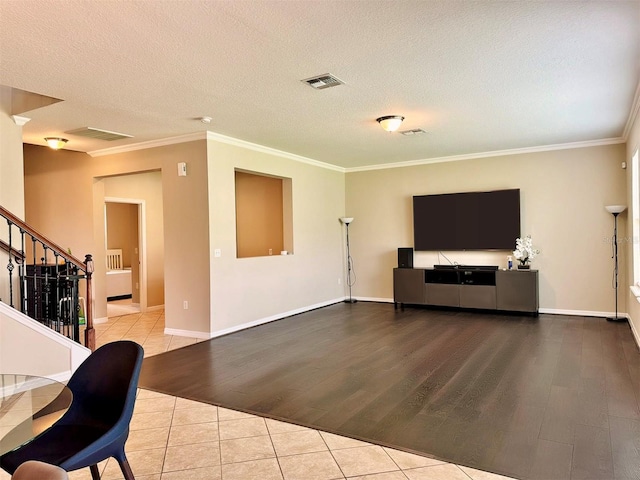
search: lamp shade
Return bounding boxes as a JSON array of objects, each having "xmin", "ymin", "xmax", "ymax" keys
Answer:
[
  {"xmin": 340, "ymin": 217, "xmax": 354, "ymax": 225},
  {"xmin": 376, "ymin": 116, "xmax": 404, "ymax": 132},
  {"xmin": 605, "ymin": 205, "xmax": 627, "ymax": 214},
  {"xmin": 44, "ymin": 137, "xmax": 68, "ymax": 150}
]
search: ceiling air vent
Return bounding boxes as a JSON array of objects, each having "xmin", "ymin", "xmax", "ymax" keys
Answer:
[
  {"xmin": 65, "ymin": 127, "xmax": 133, "ymax": 141},
  {"xmin": 302, "ymin": 74, "xmax": 344, "ymax": 90},
  {"xmin": 400, "ymin": 129, "xmax": 427, "ymax": 136}
]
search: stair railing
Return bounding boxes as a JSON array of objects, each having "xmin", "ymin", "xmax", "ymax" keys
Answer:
[{"xmin": 0, "ymin": 206, "xmax": 95, "ymax": 350}]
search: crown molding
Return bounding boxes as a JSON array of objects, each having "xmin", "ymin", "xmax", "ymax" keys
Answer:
[
  {"xmin": 11, "ymin": 115, "xmax": 30, "ymax": 126},
  {"xmin": 88, "ymin": 130, "xmax": 344, "ymax": 172},
  {"xmin": 87, "ymin": 128, "xmax": 628, "ymax": 174},
  {"xmin": 88, "ymin": 132, "xmax": 206, "ymax": 157},
  {"xmin": 345, "ymin": 137, "xmax": 626, "ymax": 173},
  {"xmin": 622, "ymin": 79, "xmax": 640, "ymax": 141},
  {"xmin": 205, "ymin": 131, "xmax": 344, "ymax": 173}
]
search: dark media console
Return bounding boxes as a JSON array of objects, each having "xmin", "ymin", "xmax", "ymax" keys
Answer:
[{"xmin": 393, "ymin": 265, "xmax": 538, "ymax": 313}]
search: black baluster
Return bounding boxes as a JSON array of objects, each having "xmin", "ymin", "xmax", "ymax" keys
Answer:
[
  {"xmin": 6, "ymin": 219, "xmax": 15, "ymax": 308},
  {"xmin": 19, "ymin": 228, "xmax": 26, "ymax": 314}
]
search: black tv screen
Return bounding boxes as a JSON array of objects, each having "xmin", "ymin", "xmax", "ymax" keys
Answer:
[{"xmin": 413, "ymin": 189, "xmax": 520, "ymax": 251}]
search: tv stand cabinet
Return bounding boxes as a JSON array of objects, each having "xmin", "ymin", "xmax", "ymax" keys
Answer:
[{"xmin": 393, "ymin": 267, "xmax": 538, "ymax": 314}]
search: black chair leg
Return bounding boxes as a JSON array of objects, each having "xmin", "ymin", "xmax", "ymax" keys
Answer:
[
  {"xmin": 89, "ymin": 464, "xmax": 100, "ymax": 480},
  {"xmin": 118, "ymin": 457, "xmax": 135, "ymax": 480}
]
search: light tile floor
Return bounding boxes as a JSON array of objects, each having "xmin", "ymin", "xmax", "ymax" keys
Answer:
[{"xmin": 1, "ymin": 309, "xmax": 515, "ymax": 480}]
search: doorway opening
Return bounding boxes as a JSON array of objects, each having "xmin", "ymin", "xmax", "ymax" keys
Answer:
[{"xmin": 105, "ymin": 199, "xmax": 143, "ymax": 317}]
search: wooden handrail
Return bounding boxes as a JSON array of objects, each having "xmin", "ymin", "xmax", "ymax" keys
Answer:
[{"xmin": 0, "ymin": 205, "xmax": 95, "ymax": 350}]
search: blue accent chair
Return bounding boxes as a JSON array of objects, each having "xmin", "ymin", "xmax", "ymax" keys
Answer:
[{"xmin": 0, "ymin": 341, "xmax": 144, "ymax": 480}]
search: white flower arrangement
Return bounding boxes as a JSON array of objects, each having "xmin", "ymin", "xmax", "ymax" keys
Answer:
[{"xmin": 513, "ymin": 235, "xmax": 540, "ymax": 265}]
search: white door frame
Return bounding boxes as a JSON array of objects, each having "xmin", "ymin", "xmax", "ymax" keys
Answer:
[{"xmin": 104, "ymin": 197, "xmax": 147, "ymax": 312}]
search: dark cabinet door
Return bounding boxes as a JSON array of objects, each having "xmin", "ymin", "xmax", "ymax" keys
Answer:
[
  {"xmin": 393, "ymin": 268, "xmax": 426, "ymax": 304},
  {"xmin": 496, "ymin": 270, "xmax": 539, "ymax": 312}
]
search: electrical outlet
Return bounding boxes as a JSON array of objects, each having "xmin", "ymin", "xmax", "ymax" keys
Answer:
[
  {"xmin": 183, "ymin": 301, "xmax": 188, "ymax": 310},
  {"xmin": 214, "ymin": 249, "xmax": 221, "ymax": 258}
]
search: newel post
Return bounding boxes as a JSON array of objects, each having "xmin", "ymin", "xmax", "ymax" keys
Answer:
[{"xmin": 84, "ymin": 254, "xmax": 96, "ymax": 351}]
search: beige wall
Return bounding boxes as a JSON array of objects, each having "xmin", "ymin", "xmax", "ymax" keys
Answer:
[
  {"xmin": 346, "ymin": 144, "xmax": 627, "ymax": 314},
  {"xmin": 207, "ymin": 140, "xmax": 346, "ymax": 335},
  {"xmin": 106, "ymin": 202, "xmax": 138, "ymax": 267},
  {"xmin": 624, "ymin": 106, "xmax": 640, "ymax": 345},
  {"xmin": 23, "ymin": 146, "xmax": 95, "ymax": 265},
  {"xmin": 17, "ymin": 132, "xmax": 637, "ymax": 340},
  {"xmin": 0, "ymin": 89, "xmax": 26, "ymax": 304},
  {"xmin": 106, "ymin": 201, "xmax": 140, "ymax": 303},
  {"xmin": 0, "ymin": 87, "xmax": 25, "ymax": 217},
  {"xmin": 235, "ymin": 171, "xmax": 284, "ymax": 258},
  {"xmin": 24, "ymin": 141, "xmax": 208, "ymax": 328},
  {"xmin": 103, "ymin": 172, "xmax": 163, "ymax": 307},
  {"xmin": 24, "ymin": 137, "xmax": 346, "ymax": 337}
]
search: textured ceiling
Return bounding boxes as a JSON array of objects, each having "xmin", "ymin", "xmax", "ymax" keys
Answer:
[{"xmin": 1, "ymin": 0, "xmax": 639, "ymax": 169}]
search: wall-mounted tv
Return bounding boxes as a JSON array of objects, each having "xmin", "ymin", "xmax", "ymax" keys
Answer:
[{"xmin": 413, "ymin": 189, "xmax": 520, "ymax": 251}]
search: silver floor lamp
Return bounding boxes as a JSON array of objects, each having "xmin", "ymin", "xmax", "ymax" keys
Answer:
[
  {"xmin": 605, "ymin": 205, "xmax": 626, "ymax": 322},
  {"xmin": 340, "ymin": 217, "xmax": 357, "ymax": 303}
]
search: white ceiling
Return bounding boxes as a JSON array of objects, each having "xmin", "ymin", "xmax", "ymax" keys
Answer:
[{"xmin": 1, "ymin": 0, "xmax": 639, "ymax": 169}]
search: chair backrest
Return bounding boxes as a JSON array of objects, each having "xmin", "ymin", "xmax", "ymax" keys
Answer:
[
  {"xmin": 62, "ymin": 341, "xmax": 144, "ymax": 428},
  {"xmin": 106, "ymin": 249, "xmax": 123, "ymax": 270}
]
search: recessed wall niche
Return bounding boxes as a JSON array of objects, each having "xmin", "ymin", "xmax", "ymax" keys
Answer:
[{"xmin": 235, "ymin": 169, "xmax": 293, "ymax": 258}]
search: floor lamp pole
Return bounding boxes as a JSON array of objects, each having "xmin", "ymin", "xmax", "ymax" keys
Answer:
[
  {"xmin": 340, "ymin": 217, "xmax": 357, "ymax": 304},
  {"xmin": 605, "ymin": 205, "xmax": 626, "ymax": 322}
]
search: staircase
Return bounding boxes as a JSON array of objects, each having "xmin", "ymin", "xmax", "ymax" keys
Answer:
[{"xmin": 0, "ymin": 205, "xmax": 95, "ymax": 351}]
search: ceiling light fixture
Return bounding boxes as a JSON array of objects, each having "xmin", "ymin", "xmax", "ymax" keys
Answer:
[
  {"xmin": 200, "ymin": 116, "xmax": 212, "ymax": 124},
  {"xmin": 44, "ymin": 137, "xmax": 68, "ymax": 150},
  {"xmin": 376, "ymin": 115, "xmax": 404, "ymax": 132}
]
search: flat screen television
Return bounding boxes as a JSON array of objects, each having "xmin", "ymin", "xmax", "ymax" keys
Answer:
[{"xmin": 413, "ymin": 189, "xmax": 520, "ymax": 251}]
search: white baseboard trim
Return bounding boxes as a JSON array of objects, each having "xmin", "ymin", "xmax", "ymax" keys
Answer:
[
  {"xmin": 350, "ymin": 300, "xmax": 629, "ymax": 317},
  {"xmin": 354, "ymin": 297, "xmax": 394, "ymax": 303},
  {"xmin": 343, "ymin": 301, "xmax": 627, "ymax": 318},
  {"xmin": 94, "ymin": 316, "xmax": 108, "ymax": 324},
  {"xmin": 163, "ymin": 300, "xmax": 640, "ymax": 351},
  {"xmin": 208, "ymin": 298, "xmax": 345, "ymax": 339},
  {"xmin": 145, "ymin": 304, "xmax": 164, "ymax": 313},
  {"xmin": 538, "ymin": 308, "xmax": 626, "ymax": 318},
  {"xmin": 164, "ymin": 327, "xmax": 211, "ymax": 339},
  {"xmin": 355, "ymin": 301, "xmax": 626, "ymax": 318},
  {"xmin": 628, "ymin": 316, "xmax": 640, "ymax": 350}
]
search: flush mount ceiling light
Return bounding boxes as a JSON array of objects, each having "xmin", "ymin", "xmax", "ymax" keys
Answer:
[
  {"xmin": 44, "ymin": 137, "xmax": 68, "ymax": 150},
  {"xmin": 376, "ymin": 115, "xmax": 404, "ymax": 132},
  {"xmin": 200, "ymin": 116, "xmax": 212, "ymax": 124}
]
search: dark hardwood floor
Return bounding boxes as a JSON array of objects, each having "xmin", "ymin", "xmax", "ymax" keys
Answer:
[{"xmin": 139, "ymin": 302, "xmax": 640, "ymax": 480}]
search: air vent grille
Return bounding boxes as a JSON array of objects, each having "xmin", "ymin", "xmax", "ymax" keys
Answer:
[
  {"xmin": 302, "ymin": 74, "xmax": 344, "ymax": 90},
  {"xmin": 65, "ymin": 127, "xmax": 133, "ymax": 141},
  {"xmin": 400, "ymin": 129, "xmax": 427, "ymax": 136}
]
